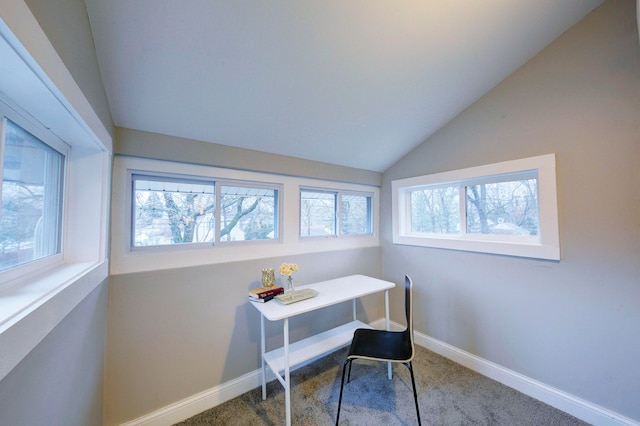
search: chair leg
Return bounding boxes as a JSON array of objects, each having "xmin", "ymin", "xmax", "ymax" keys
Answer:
[
  {"xmin": 336, "ymin": 359, "xmax": 350, "ymax": 426},
  {"xmin": 347, "ymin": 358, "xmax": 353, "ymax": 383},
  {"xmin": 405, "ymin": 362, "xmax": 421, "ymax": 426}
]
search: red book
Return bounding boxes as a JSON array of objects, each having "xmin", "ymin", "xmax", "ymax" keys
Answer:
[{"xmin": 248, "ymin": 286, "xmax": 284, "ymax": 299}]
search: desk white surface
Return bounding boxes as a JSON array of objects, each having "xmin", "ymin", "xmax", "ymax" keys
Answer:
[{"xmin": 251, "ymin": 274, "xmax": 395, "ymax": 321}]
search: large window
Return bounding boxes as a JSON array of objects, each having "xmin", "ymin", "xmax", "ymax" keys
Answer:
[
  {"xmin": 132, "ymin": 174, "xmax": 279, "ymax": 248},
  {"xmin": 0, "ymin": 118, "xmax": 65, "ymax": 272},
  {"xmin": 113, "ymin": 156, "xmax": 379, "ymax": 274},
  {"xmin": 300, "ymin": 189, "xmax": 372, "ymax": 237},
  {"xmin": 393, "ymin": 154, "xmax": 559, "ymax": 260}
]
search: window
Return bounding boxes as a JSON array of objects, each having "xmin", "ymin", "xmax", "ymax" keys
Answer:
[
  {"xmin": 341, "ymin": 193, "xmax": 372, "ymax": 235},
  {"xmin": 409, "ymin": 185, "xmax": 459, "ymax": 235},
  {"xmin": 220, "ymin": 185, "xmax": 278, "ymax": 242},
  {"xmin": 133, "ymin": 176, "xmax": 215, "ymax": 246},
  {"xmin": 465, "ymin": 172, "xmax": 538, "ymax": 237},
  {"xmin": 300, "ymin": 189, "xmax": 372, "ymax": 237},
  {"xmin": 113, "ymin": 156, "xmax": 380, "ymax": 274},
  {"xmin": 0, "ymin": 118, "xmax": 66, "ymax": 272},
  {"xmin": 300, "ymin": 190, "xmax": 336, "ymax": 237},
  {"xmin": 132, "ymin": 174, "xmax": 279, "ymax": 248},
  {"xmin": 393, "ymin": 154, "xmax": 559, "ymax": 260}
]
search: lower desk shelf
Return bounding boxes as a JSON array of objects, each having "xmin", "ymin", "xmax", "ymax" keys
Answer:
[{"xmin": 263, "ymin": 320, "xmax": 372, "ymax": 374}]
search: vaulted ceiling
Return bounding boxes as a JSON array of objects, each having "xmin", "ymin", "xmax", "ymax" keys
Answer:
[{"xmin": 85, "ymin": 0, "xmax": 604, "ymax": 172}]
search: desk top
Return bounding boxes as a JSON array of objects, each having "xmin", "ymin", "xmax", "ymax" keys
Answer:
[{"xmin": 250, "ymin": 274, "xmax": 395, "ymax": 321}]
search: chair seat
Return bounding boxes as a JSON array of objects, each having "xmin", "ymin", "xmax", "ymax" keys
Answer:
[{"xmin": 347, "ymin": 328, "xmax": 413, "ymax": 363}]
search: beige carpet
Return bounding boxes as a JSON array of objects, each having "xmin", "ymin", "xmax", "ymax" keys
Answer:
[{"xmin": 175, "ymin": 345, "xmax": 589, "ymax": 425}]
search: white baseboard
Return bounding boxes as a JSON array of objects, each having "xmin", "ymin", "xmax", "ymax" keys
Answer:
[
  {"xmin": 412, "ymin": 327, "xmax": 639, "ymax": 426},
  {"xmin": 119, "ymin": 337, "xmax": 353, "ymax": 426},
  {"xmin": 119, "ymin": 319, "xmax": 639, "ymax": 426},
  {"xmin": 119, "ymin": 368, "xmax": 263, "ymax": 426}
]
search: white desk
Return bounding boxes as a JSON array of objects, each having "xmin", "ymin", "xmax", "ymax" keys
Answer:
[{"xmin": 250, "ymin": 274, "xmax": 395, "ymax": 426}]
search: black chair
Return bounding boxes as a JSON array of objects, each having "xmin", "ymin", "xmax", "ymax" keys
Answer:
[{"xmin": 336, "ymin": 275, "xmax": 421, "ymax": 425}]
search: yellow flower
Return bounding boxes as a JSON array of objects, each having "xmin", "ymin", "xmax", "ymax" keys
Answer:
[
  {"xmin": 279, "ymin": 264, "xmax": 290, "ymax": 275},
  {"xmin": 279, "ymin": 263, "xmax": 298, "ymax": 276}
]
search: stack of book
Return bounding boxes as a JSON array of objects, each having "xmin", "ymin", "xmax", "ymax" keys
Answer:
[{"xmin": 248, "ymin": 286, "xmax": 284, "ymax": 303}]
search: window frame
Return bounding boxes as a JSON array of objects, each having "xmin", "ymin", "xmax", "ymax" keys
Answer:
[
  {"xmin": 299, "ymin": 187, "xmax": 374, "ymax": 239},
  {"xmin": 392, "ymin": 154, "xmax": 560, "ymax": 260},
  {"xmin": 0, "ymin": 99, "xmax": 69, "ymax": 282},
  {"xmin": 128, "ymin": 170, "xmax": 282, "ymax": 252}
]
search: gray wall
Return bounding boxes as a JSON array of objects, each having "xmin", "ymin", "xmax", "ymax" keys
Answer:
[
  {"xmin": 0, "ymin": 2, "xmax": 111, "ymax": 426},
  {"xmin": 115, "ymin": 127, "xmax": 382, "ymax": 187},
  {"xmin": 107, "ymin": 99, "xmax": 383, "ymax": 425},
  {"xmin": 381, "ymin": 0, "xmax": 640, "ymax": 421},
  {"xmin": 0, "ymin": 282, "xmax": 108, "ymax": 426},
  {"xmin": 105, "ymin": 248, "xmax": 383, "ymax": 425},
  {"xmin": 12, "ymin": 0, "xmax": 638, "ymax": 424},
  {"xmin": 25, "ymin": 0, "xmax": 114, "ymax": 137}
]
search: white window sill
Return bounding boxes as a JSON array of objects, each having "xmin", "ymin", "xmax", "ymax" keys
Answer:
[
  {"xmin": 0, "ymin": 261, "xmax": 108, "ymax": 382},
  {"xmin": 393, "ymin": 234, "xmax": 560, "ymax": 260}
]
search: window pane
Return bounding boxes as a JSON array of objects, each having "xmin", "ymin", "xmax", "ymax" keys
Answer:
[
  {"xmin": 220, "ymin": 185, "xmax": 278, "ymax": 242},
  {"xmin": 133, "ymin": 177, "xmax": 215, "ymax": 246},
  {"xmin": 466, "ymin": 178, "xmax": 538, "ymax": 236},
  {"xmin": 341, "ymin": 194, "xmax": 371, "ymax": 235},
  {"xmin": 1, "ymin": 119, "xmax": 64, "ymax": 271},
  {"xmin": 300, "ymin": 190, "xmax": 336, "ymax": 236},
  {"xmin": 409, "ymin": 186, "xmax": 459, "ymax": 234}
]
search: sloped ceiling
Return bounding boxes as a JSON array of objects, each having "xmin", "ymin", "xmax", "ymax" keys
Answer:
[{"xmin": 85, "ymin": 0, "xmax": 604, "ymax": 172}]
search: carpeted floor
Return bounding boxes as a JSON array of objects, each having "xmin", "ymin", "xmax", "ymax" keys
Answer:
[{"xmin": 175, "ymin": 345, "xmax": 589, "ymax": 425}]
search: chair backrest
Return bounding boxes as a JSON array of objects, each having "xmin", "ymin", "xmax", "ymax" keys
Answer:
[{"xmin": 403, "ymin": 275, "xmax": 416, "ymax": 362}]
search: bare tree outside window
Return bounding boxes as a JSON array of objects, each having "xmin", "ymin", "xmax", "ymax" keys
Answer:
[
  {"xmin": 133, "ymin": 178, "xmax": 279, "ymax": 247},
  {"xmin": 410, "ymin": 186, "xmax": 459, "ymax": 234},
  {"xmin": 341, "ymin": 194, "xmax": 371, "ymax": 235},
  {"xmin": 220, "ymin": 186, "xmax": 277, "ymax": 241},
  {"xmin": 0, "ymin": 120, "xmax": 64, "ymax": 272},
  {"xmin": 466, "ymin": 178, "xmax": 538, "ymax": 236},
  {"xmin": 134, "ymin": 179, "xmax": 215, "ymax": 246},
  {"xmin": 301, "ymin": 190, "xmax": 373, "ymax": 237},
  {"xmin": 300, "ymin": 191, "xmax": 336, "ymax": 236},
  {"xmin": 393, "ymin": 155, "xmax": 557, "ymax": 259}
]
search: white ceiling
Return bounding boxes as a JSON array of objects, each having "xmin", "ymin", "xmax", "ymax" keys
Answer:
[{"xmin": 85, "ymin": 0, "xmax": 603, "ymax": 172}]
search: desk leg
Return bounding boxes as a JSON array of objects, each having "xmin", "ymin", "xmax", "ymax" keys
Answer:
[
  {"xmin": 385, "ymin": 289, "xmax": 392, "ymax": 379},
  {"xmin": 352, "ymin": 299, "xmax": 357, "ymax": 321},
  {"xmin": 284, "ymin": 318, "xmax": 291, "ymax": 426},
  {"xmin": 260, "ymin": 315, "xmax": 266, "ymax": 400}
]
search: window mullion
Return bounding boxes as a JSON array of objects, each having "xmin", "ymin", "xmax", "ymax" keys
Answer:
[
  {"xmin": 459, "ymin": 184, "xmax": 467, "ymax": 237},
  {"xmin": 214, "ymin": 181, "xmax": 220, "ymax": 245},
  {"xmin": 404, "ymin": 189, "xmax": 412, "ymax": 235},
  {"xmin": 0, "ymin": 117, "xmax": 5, "ymax": 210},
  {"xmin": 336, "ymin": 192, "xmax": 342, "ymax": 236}
]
